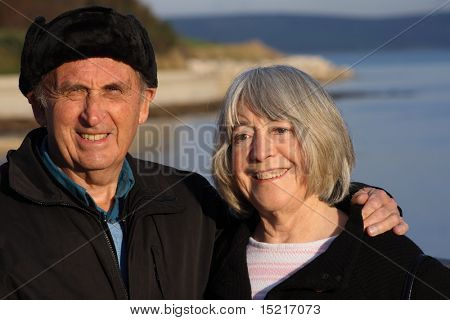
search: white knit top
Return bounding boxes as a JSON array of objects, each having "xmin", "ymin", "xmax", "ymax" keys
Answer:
[{"xmin": 246, "ymin": 236, "xmax": 337, "ymax": 299}]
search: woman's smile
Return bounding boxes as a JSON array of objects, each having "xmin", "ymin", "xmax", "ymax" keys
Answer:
[{"xmin": 250, "ymin": 168, "xmax": 290, "ymax": 181}]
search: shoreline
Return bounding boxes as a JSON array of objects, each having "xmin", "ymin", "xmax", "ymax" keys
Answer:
[
  {"xmin": 0, "ymin": 87, "xmax": 415, "ymax": 159},
  {"xmin": 0, "ymin": 54, "xmax": 353, "ymax": 119},
  {"xmin": 0, "ymin": 53, "xmax": 353, "ymax": 154},
  {"xmin": 0, "ymin": 88, "xmax": 414, "ymax": 135}
]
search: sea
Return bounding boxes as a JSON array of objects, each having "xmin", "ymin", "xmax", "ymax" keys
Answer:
[
  {"xmin": 135, "ymin": 49, "xmax": 450, "ymax": 260},
  {"xmin": 2, "ymin": 49, "xmax": 449, "ymax": 259},
  {"xmin": 322, "ymin": 49, "xmax": 450, "ymax": 260}
]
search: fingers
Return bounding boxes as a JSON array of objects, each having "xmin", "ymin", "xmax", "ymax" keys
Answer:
[
  {"xmin": 352, "ymin": 187, "xmax": 407, "ymax": 237},
  {"xmin": 354, "ymin": 187, "xmax": 403, "ymax": 236},
  {"xmin": 351, "ymin": 188, "xmax": 370, "ymax": 208},
  {"xmin": 365, "ymin": 212, "xmax": 401, "ymax": 236},
  {"xmin": 353, "ymin": 188, "xmax": 397, "ymax": 220},
  {"xmin": 392, "ymin": 217, "xmax": 409, "ymax": 236}
]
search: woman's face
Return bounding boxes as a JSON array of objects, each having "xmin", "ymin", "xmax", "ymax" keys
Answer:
[{"xmin": 232, "ymin": 105, "xmax": 307, "ymax": 214}]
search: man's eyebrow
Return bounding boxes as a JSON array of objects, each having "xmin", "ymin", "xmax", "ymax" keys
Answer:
[
  {"xmin": 57, "ymin": 82, "xmax": 87, "ymax": 92},
  {"xmin": 103, "ymin": 83, "xmax": 122, "ymax": 89},
  {"xmin": 103, "ymin": 81, "xmax": 131, "ymax": 90}
]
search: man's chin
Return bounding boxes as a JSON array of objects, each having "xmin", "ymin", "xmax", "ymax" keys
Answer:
[{"xmin": 76, "ymin": 157, "xmax": 120, "ymax": 172}]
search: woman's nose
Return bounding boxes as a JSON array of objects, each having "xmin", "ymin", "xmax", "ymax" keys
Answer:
[{"xmin": 249, "ymin": 132, "xmax": 274, "ymax": 162}]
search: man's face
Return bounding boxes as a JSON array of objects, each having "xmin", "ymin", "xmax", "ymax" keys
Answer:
[{"xmin": 40, "ymin": 58, "xmax": 155, "ymax": 174}]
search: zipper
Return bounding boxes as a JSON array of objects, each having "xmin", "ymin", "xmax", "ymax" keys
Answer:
[
  {"xmin": 100, "ymin": 217, "xmax": 129, "ymax": 300},
  {"xmin": 126, "ymin": 200, "xmax": 167, "ymax": 299},
  {"xmin": 151, "ymin": 246, "xmax": 166, "ymax": 299},
  {"xmin": 22, "ymin": 191, "xmax": 174, "ymax": 299},
  {"xmin": 30, "ymin": 199, "xmax": 129, "ymax": 299}
]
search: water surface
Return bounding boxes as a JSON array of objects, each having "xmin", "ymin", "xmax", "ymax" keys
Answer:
[
  {"xmin": 137, "ymin": 49, "xmax": 450, "ymax": 259},
  {"xmin": 2, "ymin": 50, "xmax": 449, "ymax": 259}
]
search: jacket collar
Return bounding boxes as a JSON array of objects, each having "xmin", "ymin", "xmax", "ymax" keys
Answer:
[
  {"xmin": 8, "ymin": 128, "xmax": 67, "ymax": 204},
  {"xmin": 39, "ymin": 135, "xmax": 135, "ymax": 215},
  {"xmin": 7, "ymin": 128, "xmax": 184, "ymax": 215},
  {"xmin": 124, "ymin": 155, "xmax": 185, "ymax": 215}
]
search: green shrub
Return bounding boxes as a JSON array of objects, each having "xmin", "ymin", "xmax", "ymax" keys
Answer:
[{"xmin": 0, "ymin": 29, "xmax": 24, "ymax": 74}]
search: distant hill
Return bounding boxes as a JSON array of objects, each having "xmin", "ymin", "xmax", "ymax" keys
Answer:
[
  {"xmin": 0, "ymin": 0, "xmax": 178, "ymax": 53},
  {"xmin": 0, "ymin": 1, "xmax": 281, "ymax": 73},
  {"xmin": 168, "ymin": 13, "xmax": 450, "ymax": 53}
]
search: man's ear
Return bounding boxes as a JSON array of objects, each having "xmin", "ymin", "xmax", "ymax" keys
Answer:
[
  {"xmin": 138, "ymin": 88, "xmax": 157, "ymax": 124},
  {"xmin": 27, "ymin": 92, "xmax": 47, "ymax": 127}
]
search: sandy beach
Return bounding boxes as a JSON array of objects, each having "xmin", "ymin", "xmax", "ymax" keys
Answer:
[
  {"xmin": 0, "ymin": 54, "xmax": 352, "ymax": 118},
  {"xmin": 0, "ymin": 54, "xmax": 352, "ymax": 155}
]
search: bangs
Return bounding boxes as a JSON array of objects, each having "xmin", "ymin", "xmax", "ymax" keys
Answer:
[{"xmin": 224, "ymin": 70, "xmax": 293, "ymax": 133}]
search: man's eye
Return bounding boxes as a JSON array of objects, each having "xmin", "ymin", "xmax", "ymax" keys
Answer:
[
  {"xmin": 105, "ymin": 86, "xmax": 123, "ymax": 94},
  {"xmin": 63, "ymin": 88, "xmax": 86, "ymax": 99}
]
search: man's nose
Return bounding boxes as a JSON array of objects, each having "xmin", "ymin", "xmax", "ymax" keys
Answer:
[
  {"xmin": 80, "ymin": 92, "xmax": 106, "ymax": 127},
  {"xmin": 249, "ymin": 132, "xmax": 274, "ymax": 162}
]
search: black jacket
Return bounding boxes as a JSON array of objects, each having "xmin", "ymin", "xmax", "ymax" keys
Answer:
[
  {"xmin": 205, "ymin": 204, "xmax": 450, "ymax": 299},
  {"xmin": 0, "ymin": 128, "xmax": 229, "ymax": 299}
]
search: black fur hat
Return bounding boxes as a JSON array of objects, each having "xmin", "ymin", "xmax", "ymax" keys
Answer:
[{"xmin": 19, "ymin": 6, "xmax": 157, "ymax": 96}]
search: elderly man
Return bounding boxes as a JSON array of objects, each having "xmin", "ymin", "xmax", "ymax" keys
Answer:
[{"xmin": 0, "ymin": 6, "xmax": 406, "ymax": 299}]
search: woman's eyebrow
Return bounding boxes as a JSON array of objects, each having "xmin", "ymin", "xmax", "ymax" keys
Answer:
[{"xmin": 233, "ymin": 121, "xmax": 254, "ymax": 129}]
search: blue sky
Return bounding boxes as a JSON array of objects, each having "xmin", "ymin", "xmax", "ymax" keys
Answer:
[{"xmin": 142, "ymin": 0, "xmax": 450, "ymax": 18}]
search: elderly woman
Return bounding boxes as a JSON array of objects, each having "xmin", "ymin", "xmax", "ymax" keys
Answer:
[{"xmin": 206, "ymin": 65, "xmax": 450, "ymax": 299}]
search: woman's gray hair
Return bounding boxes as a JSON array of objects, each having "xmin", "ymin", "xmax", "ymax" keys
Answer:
[{"xmin": 212, "ymin": 65, "xmax": 355, "ymax": 215}]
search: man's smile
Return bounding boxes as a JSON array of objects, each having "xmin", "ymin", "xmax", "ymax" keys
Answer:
[{"xmin": 79, "ymin": 133, "xmax": 110, "ymax": 141}]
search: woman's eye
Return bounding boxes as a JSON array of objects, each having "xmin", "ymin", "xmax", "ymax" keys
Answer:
[
  {"xmin": 272, "ymin": 127, "xmax": 290, "ymax": 135},
  {"xmin": 233, "ymin": 133, "xmax": 250, "ymax": 144}
]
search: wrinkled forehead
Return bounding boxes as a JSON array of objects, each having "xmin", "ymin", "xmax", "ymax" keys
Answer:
[
  {"xmin": 56, "ymin": 58, "xmax": 134, "ymax": 78},
  {"xmin": 49, "ymin": 58, "xmax": 139, "ymax": 88}
]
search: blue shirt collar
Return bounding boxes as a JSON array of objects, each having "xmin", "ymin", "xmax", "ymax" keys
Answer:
[{"xmin": 39, "ymin": 135, "xmax": 135, "ymax": 222}]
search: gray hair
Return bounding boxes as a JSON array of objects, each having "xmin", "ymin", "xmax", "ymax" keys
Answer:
[{"xmin": 212, "ymin": 65, "xmax": 355, "ymax": 215}]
